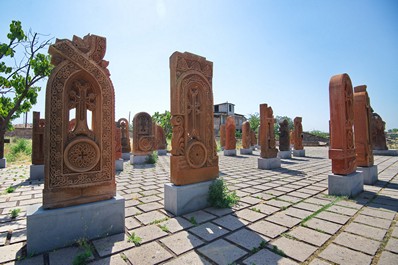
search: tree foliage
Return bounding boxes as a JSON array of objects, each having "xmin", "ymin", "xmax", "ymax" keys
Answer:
[
  {"xmin": 152, "ymin": 110, "xmax": 172, "ymax": 139},
  {"xmin": 247, "ymin": 112, "xmax": 260, "ymax": 132}
]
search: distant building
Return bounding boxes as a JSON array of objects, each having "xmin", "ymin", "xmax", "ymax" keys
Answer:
[{"xmin": 214, "ymin": 102, "xmax": 246, "ymax": 136}]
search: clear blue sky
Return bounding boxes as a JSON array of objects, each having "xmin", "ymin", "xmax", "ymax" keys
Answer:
[{"xmin": 1, "ymin": 0, "xmax": 397, "ymax": 131}]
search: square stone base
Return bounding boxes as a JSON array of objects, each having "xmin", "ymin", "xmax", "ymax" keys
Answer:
[
  {"xmin": 115, "ymin": 159, "xmax": 124, "ymax": 171},
  {"xmin": 157, "ymin": 149, "xmax": 167, "ymax": 156},
  {"xmin": 358, "ymin": 165, "xmax": 378, "ymax": 185},
  {"xmin": 29, "ymin": 164, "xmax": 44, "ymax": 180},
  {"xmin": 278, "ymin": 150, "xmax": 292, "ymax": 159},
  {"xmin": 373, "ymin": 150, "xmax": 398, "ymax": 156},
  {"xmin": 164, "ymin": 180, "xmax": 214, "ymax": 216},
  {"xmin": 224, "ymin": 149, "xmax": 237, "ymax": 156},
  {"xmin": 293, "ymin": 149, "xmax": 305, "ymax": 157},
  {"xmin": 258, "ymin": 157, "xmax": 281, "ymax": 170},
  {"xmin": 27, "ymin": 194, "xmax": 125, "ymax": 255},
  {"xmin": 130, "ymin": 155, "xmax": 150, "ymax": 165},
  {"xmin": 328, "ymin": 171, "xmax": 364, "ymax": 198},
  {"xmin": 0, "ymin": 158, "xmax": 6, "ymax": 168},
  {"xmin": 122, "ymin": 152, "xmax": 131, "ymax": 160},
  {"xmin": 240, "ymin": 148, "xmax": 253, "ymax": 155}
]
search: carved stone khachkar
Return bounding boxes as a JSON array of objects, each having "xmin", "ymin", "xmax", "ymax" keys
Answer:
[
  {"xmin": 371, "ymin": 112, "xmax": 388, "ymax": 150},
  {"xmin": 293, "ymin": 117, "xmax": 303, "ymax": 150},
  {"xmin": 32, "ymin": 111, "xmax": 45, "ymax": 165},
  {"xmin": 328, "ymin": 73, "xmax": 363, "ymax": 197},
  {"xmin": 155, "ymin": 124, "xmax": 167, "ymax": 150},
  {"xmin": 115, "ymin": 124, "xmax": 122, "ymax": 160},
  {"xmin": 220, "ymin": 124, "xmax": 226, "ymax": 149},
  {"xmin": 169, "ymin": 51, "xmax": 219, "ymax": 186},
  {"xmin": 132, "ymin": 112, "xmax": 155, "ymax": 156},
  {"xmin": 224, "ymin": 116, "xmax": 237, "ymax": 156},
  {"xmin": 28, "ymin": 34, "xmax": 124, "ymax": 255},
  {"xmin": 259, "ymin": 104, "xmax": 278, "ymax": 159},
  {"xmin": 242, "ymin": 121, "xmax": 251, "ymax": 149},
  {"xmin": 279, "ymin": 119, "xmax": 290, "ymax": 151},
  {"xmin": 117, "ymin": 118, "xmax": 131, "ymax": 153}
]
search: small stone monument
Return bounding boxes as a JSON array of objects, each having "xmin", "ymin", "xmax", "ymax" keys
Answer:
[
  {"xmin": 251, "ymin": 130, "xmax": 257, "ymax": 150},
  {"xmin": 292, "ymin": 117, "xmax": 305, "ymax": 157},
  {"xmin": 220, "ymin": 124, "xmax": 226, "ymax": 150},
  {"xmin": 115, "ymin": 123, "xmax": 123, "ymax": 171},
  {"xmin": 30, "ymin": 111, "xmax": 45, "ymax": 179},
  {"xmin": 117, "ymin": 118, "xmax": 131, "ymax": 160},
  {"xmin": 165, "ymin": 51, "xmax": 219, "ymax": 216},
  {"xmin": 224, "ymin": 116, "xmax": 237, "ymax": 156},
  {"xmin": 371, "ymin": 112, "xmax": 397, "ymax": 155},
  {"xmin": 240, "ymin": 121, "xmax": 252, "ymax": 155},
  {"xmin": 328, "ymin": 73, "xmax": 363, "ymax": 197},
  {"xmin": 278, "ymin": 119, "xmax": 291, "ymax": 159},
  {"xmin": 155, "ymin": 124, "xmax": 167, "ymax": 156},
  {"xmin": 258, "ymin": 104, "xmax": 280, "ymax": 169},
  {"xmin": 27, "ymin": 34, "xmax": 124, "ymax": 255},
  {"xmin": 131, "ymin": 112, "xmax": 155, "ymax": 164}
]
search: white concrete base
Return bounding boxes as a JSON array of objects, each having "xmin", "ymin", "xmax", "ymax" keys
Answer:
[
  {"xmin": 293, "ymin": 149, "xmax": 305, "ymax": 157},
  {"xmin": 27, "ymin": 194, "xmax": 125, "ymax": 255},
  {"xmin": 115, "ymin": 159, "xmax": 124, "ymax": 171},
  {"xmin": 122, "ymin": 152, "xmax": 131, "ymax": 160},
  {"xmin": 328, "ymin": 171, "xmax": 364, "ymax": 198},
  {"xmin": 0, "ymin": 158, "xmax": 6, "ymax": 168},
  {"xmin": 164, "ymin": 180, "xmax": 214, "ymax": 216},
  {"xmin": 29, "ymin": 164, "xmax": 44, "ymax": 180},
  {"xmin": 240, "ymin": 148, "xmax": 253, "ymax": 155},
  {"xmin": 224, "ymin": 149, "xmax": 237, "ymax": 156},
  {"xmin": 358, "ymin": 165, "xmax": 378, "ymax": 185},
  {"xmin": 258, "ymin": 157, "xmax": 281, "ymax": 170},
  {"xmin": 130, "ymin": 154, "xmax": 150, "ymax": 165},
  {"xmin": 278, "ymin": 150, "xmax": 292, "ymax": 159},
  {"xmin": 157, "ymin": 149, "xmax": 167, "ymax": 156},
  {"xmin": 373, "ymin": 150, "xmax": 398, "ymax": 156}
]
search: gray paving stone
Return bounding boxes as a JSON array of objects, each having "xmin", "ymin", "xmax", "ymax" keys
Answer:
[
  {"xmin": 203, "ymin": 207, "xmax": 234, "ymax": 217},
  {"xmin": 266, "ymin": 199, "xmax": 292, "ymax": 208},
  {"xmin": 125, "ymin": 216, "xmax": 141, "ymax": 230},
  {"xmin": 385, "ymin": 237, "xmax": 398, "ymax": 254},
  {"xmin": 225, "ymin": 228, "xmax": 270, "ymax": 251},
  {"xmin": 278, "ymin": 195, "xmax": 303, "ymax": 203},
  {"xmin": 392, "ymin": 226, "xmax": 398, "ymax": 238},
  {"xmin": 316, "ymin": 210, "xmax": 351, "ymax": 225},
  {"xmin": 88, "ymin": 254, "xmax": 127, "ymax": 265},
  {"xmin": 130, "ymin": 224, "xmax": 168, "ymax": 243},
  {"xmin": 304, "ymin": 197, "xmax": 330, "ymax": 206},
  {"xmin": 197, "ymin": 239, "xmax": 247, "ymax": 265},
  {"xmin": 189, "ymin": 222, "xmax": 229, "ymax": 242},
  {"xmin": 288, "ymin": 226, "xmax": 330, "ymax": 247},
  {"xmin": 308, "ymin": 258, "xmax": 332, "ymax": 265},
  {"xmin": 249, "ymin": 220, "xmax": 287, "ymax": 238},
  {"xmin": 334, "ymin": 232, "xmax": 380, "ymax": 255},
  {"xmin": 378, "ymin": 250, "xmax": 398, "ymax": 265},
  {"xmin": 160, "ymin": 231, "xmax": 204, "ymax": 255},
  {"xmin": 360, "ymin": 207, "xmax": 396, "ymax": 220},
  {"xmin": 49, "ymin": 246, "xmax": 94, "ymax": 265},
  {"xmin": 294, "ymin": 202, "xmax": 323, "ymax": 212},
  {"xmin": 135, "ymin": 210, "xmax": 168, "ymax": 225},
  {"xmin": 243, "ymin": 248, "xmax": 298, "ymax": 265},
  {"xmin": 265, "ymin": 213, "xmax": 301, "ymax": 228},
  {"xmin": 163, "ymin": 251, "xmax": 211, "ymax": 265},
  {"xmin": 92, "ymin": 233, "xmax": 134, "ymax": 257},
  {"xmin": 284, "ymin": 207, "xmax": 312, "ymax": 219},
  {"xmin": 183, "ymin": 210, "xmax": 216, "ymax": 224},
  {"xmin": 270, "ymin": 236, "xmax": 317, "ymax": 262},
  {"xmin": 234, "ymin": 208, "xmax": 266, "ymax": 222},
  {"xmin": 0, "ymin": 243, "xmax": 24, "ymax": 264},
  {"xmin": 159, "ymin": 216, "xmax": 193, "ymax": 233},
  {"xmin": 125, "ymin": 206, "xmax": 142, "ymax": 217},
  {"xmin": 327, "ymin": 205, "xmax": 358, "ymax": 216},
  {"xmin": 304, "ymin": 218, "xmax": 342, "ymax": 235},
  {"xmin": 136, "ymin": 201, "xmax": 163, "ymax": 212},
  {"xmin": 353, "ymin": 214, "xmax": 392, "ymax": 230},
  {"xmin": 344, "ymin": 222, "xmax": 387, "ymax": 241},
  {"xmin": 253, "ymin": 203, "xmax": 280, "ymax": 215},
  {"xmin": 212, "ymin": 214, "xmax": 248, "ymax": 231},
  {"xmin": 3, "ymin": 254, "xmax": 44, "ymax": 265},
  {"xmin": 123, "ymin": 241, "xmax": 172, "ymax": 265},
  {"xmin": 0, "ymin": 232, "xmax": 7, "ymax": 246},
  {"xmin": 240, "ymin": 196, "xmax": 263, "ymax": 205},
  {"xmin": 319, "ymin": 243, "xmax": 372, "ymax": 265}
]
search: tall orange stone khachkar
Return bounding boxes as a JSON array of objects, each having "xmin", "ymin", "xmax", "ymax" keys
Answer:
[
  {"xmin": 165, "ymin": 51, "xmax": 219, "ymax": 216},
  {"xmin": 115, "ymin": 123, "xmax": 123, "ymax": 171},
  {"xmin": 224, "ymin": 116, "xmax": 237, "ymax": 156},
  {"xmin": 328, "ymin": 73, "xmax": 363, "ymax": 197},
  {"xmin": 27, "ymin": 34, "xmax": 124, "ymax": 255},
  {"xmin": 354, "ymin": 85, "xmax": 378, "ymax": 184},
  {"xmin": 240, "ymin": 121, "xmax": 253, "ymax": 155},
  {"xmin": 258, "ymin": 104, "xmax": 280, "ymax": 169},
  {"xmin": 220, "ymin": 124, "xmax": 226, "ymax": 150},
  {"xmin": 292, "ymin": 117, "xmax": 305, "ymax": 157},
  {"xmin": 131, "ymin": 112, "xmax": 155, "ymax": 164},
  {"xmin": 30, "ymin": 111, "xmax": 45, "ymax": 180},
  {"xmin": 117, "ymin": 118, "xmax": 131, "ymax": 160},
  {"xmin": 155, "ymin": 124, "xmax": 167, "ymax": 155}
]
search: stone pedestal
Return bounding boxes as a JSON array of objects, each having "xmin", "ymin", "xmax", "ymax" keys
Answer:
[
  {"xmin": 357, "ymin": 165, "xmax": 378, "ymax": 185},
  {"xmin": 164, "ymin": 180, "xmax": 214, "ymax": 216},
  {"xmin": 278, "ymin": 151, "xmax": 291, "ymax": 159},
  {"xmin": 328, "ymin": 171, "xmax": 363, "ymax": 197},
  {"xmin": 29, "ymin": 164, "xmax": 44, "ymax": 180},
  {"xmin": 115, "ymin": 159, "xmax": 124, "ymax": 171},
  {"xmin": 122, "ymin": 152, "xmax": 131, "ymax": 160},
  {"xmin": 240, "ymin": 148, "xmax": 252, "ymax": 155},
  {"xmin": 293, "ymin": 149, "xmax": 305, "ymax": 157},
  {"xmin": 258, "ymin": 157, "xmax": 281, "ymax": 170},
  {"xmin": 373, "ymin": 150, "xmax": 398, "ymax": 156},
  {"xmin": 157, "ymin": 149, "xmax": 167, "ymax": 156},
  {"xmin": 130, "ymin": 154, "xmax": 150, "ymax": 165},
  {"xmin": 224, "ymin": 149, "xmax": 236, "ymax": 156},
  {"xmin": 0, "ymin": 158, "xmax": 6, "ymax": 168},
  {"xmin": 27, "ymin": 194, "xmax": 125, "ymax": 255}
]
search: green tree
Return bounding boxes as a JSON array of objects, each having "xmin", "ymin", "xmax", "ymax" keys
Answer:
[
  {"xmin": 308, "ymin": 130, "xmax": 329, "ymax": 139},
  {"xmin": 0, "ymin": 21, "xmax": 52, "ymax": 159},
  {"xmin": 247, "ymin": 112, "xmax": 260, "ymax": 132},
  {"xmin": 274, "ymin": 116, "xmax": 293, "ymax": 138},
  {"xmin": 152, "ymin": 111, "xmax": 172, "ymax": 139}
]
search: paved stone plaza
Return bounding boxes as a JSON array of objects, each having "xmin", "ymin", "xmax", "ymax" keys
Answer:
[{"xmin": 0, "ymin": 147, "xmax": 397, "ymax": 265}]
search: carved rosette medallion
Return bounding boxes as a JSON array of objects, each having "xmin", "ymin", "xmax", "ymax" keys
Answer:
[
  {"xmin": 132, "ymin": 112, "xmax": 155, "ymax": 155},
  {"xmin": 138, "ymin": 137, "xmax": 153, "ymax": 152},
  {"xmin": 186, "ymin": 141, "xmax": 207, "ymax": 169},
  {"xmin": 64, "ymin": 138, "xmax": 100, "ymax": 172}
]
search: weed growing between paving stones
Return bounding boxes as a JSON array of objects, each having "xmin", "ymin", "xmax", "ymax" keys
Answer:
[
  {"xmin": 189, "ymin": 216, "xmax": 198, "ymax": 226},
  {"xmin": 120, "ymin": 253, "xmax": 128, "ymax": 262},
  {"xmin": 73, "ymin": 239, "xmax": 92, "ymax": 265},
  {"xmin": 149, "ymin": 217, "xmax": 169, "ymax": 225},
  {"xmin": 301, "ymin": 196, "xmax": 347, "ymax": 226},
  {"xmin": 158, "ymin": 224, "xmax": 170, "ymax": 232},
  {"xmin": 9, "ymin": 208, "xmax": 21, "ymax": 219},
  {"xmin": 127, "ymin": 232, "xmax": 142, "ymax": 245},
  {"xmin": 270, "ymin": 245, "xmax": 286, "ymax": 257},
  {"xmin": 5, "ymin": 186, "xmax": 16, "ymax": 193},
  {"xmin": 250, "ymin": 240, "xmax": 267, "ymax": 254},
  {"xmin": 250, "ymin": 207, "xmax": 261, "ymax": 213},
  {"xmin": 208, "ymin": 178, "xmax": 239, "ymax": 208},
  {"xmin": 146, "ymin": 152, "xmax": 158, "ymax": 164}
]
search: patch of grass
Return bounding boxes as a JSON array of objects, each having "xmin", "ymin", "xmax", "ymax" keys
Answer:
[
  {"xmin": 5, "ymin": 138, "xmax": 32, "ymax": 164},
  {"xmin": 250, "ymin": 207, "xmax": 261, "ymax": 213},
  {"xmin": 208, "ymin": 178, "xmax": 240, "ymax": 208},
  {"xmin": 146, "ymin": 152, "xmax": 158, "ymax": 164},
  {"xmin": 189, "ymin": 216, "xmax": 198, "ymax": 226},
  {"xmin": 300, "ymin": 196, "xmax": 345, "ymax": 225},
  {"xmin": 158, "ymin": 224, "xmax": 170, "ymax": 233},
  {"xmin": 120, "ymin": 253, "xmax": 128, "ymax": 262},
  {"xmin": 270, "ymin": 245, "xmax": 286, "ymax": 257},
  {"xmin": 280, "ymin": 206, "xmax": 288, "ymax": 210},
  {"xmin": 5, "ymin": 186, "xmax": 16, "ymax": 193},
  {"xmin": 250, "ymin": 240, "xmax": 267, "ymax": 254},
  {"xmin": 281, "ymin": 233, "xmax": 295, "ymax": 240},
  {"xmin": 73, "ymin": 239, "xmax": 92, "ymax": 265},
  {"xmin": 149, "ymin": 217, "xmax": 169, "ymax": 225},
  {"xmin": 127, "ymin": 232, "xmax": 142, "ymax": 245},
  {"xmin": 9, "ymin": 208, "xmax": 21, "ymax": 219}
]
